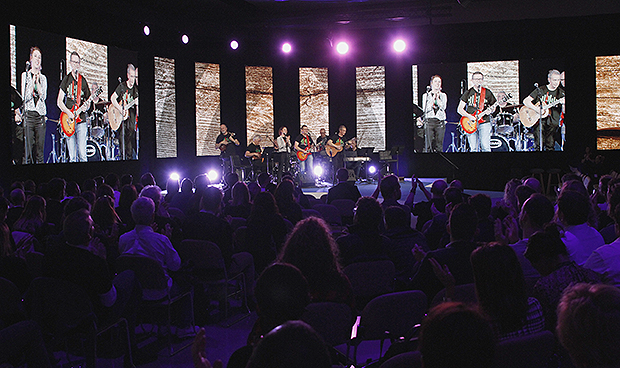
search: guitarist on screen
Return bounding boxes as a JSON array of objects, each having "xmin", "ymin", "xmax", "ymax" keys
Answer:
[
  {"xmin": 21, "ymin": 46, "xmax": 47, "ymax": 164},
  {"xmin": 522, "ymin": 69, "xmax": 565, "ymax": 151},
  {"xmin": 111, "ymin": 64, "xmax": 139, "ymax": 160},
  {"xmin": 57, "ymin": 51, "xmax": 91, "ymax": 162},
  {"xmin": 457, "ymin": 71, "xmax": 497, "ymax": 152},
  {"xmin": 294, "ymin": 125, "xmax": 315, "ymax": 175}
]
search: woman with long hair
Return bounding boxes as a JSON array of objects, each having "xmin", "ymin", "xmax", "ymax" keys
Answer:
[
  {"xmin": 278, "ymin": 217, "xmax": 354, "ymax": 309},
  {"xmin": 246, "ymin": 191, "xmax": 288, "ymax": 272},
  {"xmin": 91, "ymin": 196, "xmax": 122, "ymax": 236},
  {"xmin": 223, "ymin": 181, "xmax": 252, "ymax": 219},
  {"xmin": 274, "ymin": 180, "xmax": 302, "ymax": 225},
  {"xmin": 13, "ymin": 195, "xmax": 49, "ymax": 245},
  {"xmin": 116, "ymin": 184, "xmax": 137, "ymax": 229}
]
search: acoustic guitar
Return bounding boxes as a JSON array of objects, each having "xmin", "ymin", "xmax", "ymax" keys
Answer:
[
  {"xmin": 109, "ymin": 97, "xmax": 139, "ymax": 131},
  {"xmin": 59, "ymin": 86, "xmax": 103, "ymax": 137},
  {"xmin": 518, "ymin": 97, "xmax": 565, "ymax": 128},
  {"xmin": 325, "ymin": 137, "xmax": 357, "ymax": 157}
]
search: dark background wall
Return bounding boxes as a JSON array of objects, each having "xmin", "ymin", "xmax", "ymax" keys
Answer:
[{"xmin": 2, "ymin": 6, "xmax": 619, "ymax": 190}]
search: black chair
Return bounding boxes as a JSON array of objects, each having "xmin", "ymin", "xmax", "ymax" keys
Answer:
[
  {"xmin": 343, "ymin": 260, "xmax": 395, "ymax": 308},
  {"xmin": 430, "ymin": 283, "xmax": 478, "ymax": 308},
  {"xmin": 493, "ymin": 330, "xmax": 556, "ymax": 368},
  {"xmin": 25, "ymin": 277, "xmax": 133, "ymax": 368},
  {"xmin": 115, "ymin": 255, "xmax": 195, "ymax": 356}
]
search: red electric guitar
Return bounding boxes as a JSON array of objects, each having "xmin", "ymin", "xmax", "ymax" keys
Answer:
[
  {"xmin": 59, "ymin": 86, "xmax": 103, "ymax": 137},
  {"xmin": 459, "ymin": 92, "xmax": 511, "ymax": 134}
]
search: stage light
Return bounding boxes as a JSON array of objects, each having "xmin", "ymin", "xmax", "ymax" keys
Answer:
[
  {"xmin": 169, "ymin": 172, "xmax": 180, "ymax": 181},
  {"xmin": 393, "ymin": 39, "xmax": 406, "ymax": 52},
  {"xmin": 368, "ymin": 165, "xmax": 377, "ymax": 174},
  {"xmin": 282, "ymin": 42, "xmax": 292, "ymax": 53},
  {"xmin": 143, "ymin": 25, "xmax": 150, "ymax": 36},
  {"xmin": 181, "ymin": 34, "xmax": 189, "ymax": 44},
  {"xmin": 336, "ymin": 41, "xmax": 349, "ymax": 55},
  {"xmin": 313, "ymin": 165, "xmax": 323, "ymax": 177},
  {"xmin": 230, "ymin": 40, "xmax": 239, "ymax": 50},
  {"xmin": 207, "ymin": 170, "xmax": 219, "ymax": 183}
]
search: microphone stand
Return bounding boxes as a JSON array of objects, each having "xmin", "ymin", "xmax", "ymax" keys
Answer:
[
  {"xmin": 535, "ymin": 83, "xmax": 544, "ymax": 151},
  {"xmin": 424, "ymin": 89, "xmax": 432, "ymax": 153}
]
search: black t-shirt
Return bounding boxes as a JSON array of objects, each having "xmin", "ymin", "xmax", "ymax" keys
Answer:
[
  {"xmin": 460, "ymin": 87, "xmax": 497, "ymax": 124},
  {"xmin": 316, "ymin": 135, "xmax": 329, "ymax": 149},
  {"xmin": 528, "ymin": 85, "xmax": 565, "ymax": 124},
  {"xmin": 114, "ymin": 81, "xmax": 139, "ymax": 127},
  {"xmin": 59, "ymin": 73, "xmax": 91, "ymax": 121},
  {"xmin": 246, "ymin": 143, "xmax": 262, "ymax": 161},
  {"xmin": 295, "ymin": 134, "xmax": 314, "ymax": 150},
  {"xmin": 216, "ymin": 132, "xmax": 236, "ymax": 156}
]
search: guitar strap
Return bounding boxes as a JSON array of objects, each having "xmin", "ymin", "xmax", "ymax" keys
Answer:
[
  {"xmin": 76, "ymin": 74, "xmax": 82, "ymax": 107},
  {"xmin": 478, "ymin": 87, "xmax": 486, "ymax": 111}
]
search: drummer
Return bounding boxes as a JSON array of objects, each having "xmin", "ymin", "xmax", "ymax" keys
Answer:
[{"xmin": 88, "ymin": 82, "xmax": 109, "ymax": 137}]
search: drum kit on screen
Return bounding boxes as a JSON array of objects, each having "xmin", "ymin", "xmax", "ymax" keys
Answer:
[
  {"xmin": 85, "ymin": 101, "xmax": 121, "ymax": 161},
  {"xmin": 489, "ymin": 104, "xmax": 536, "ymax": 152}
]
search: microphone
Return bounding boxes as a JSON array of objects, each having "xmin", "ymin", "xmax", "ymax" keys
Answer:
[
  {"xmin": 26, "ymin": 61, "xmax": 31, "ymax": 71},
  {"xmin": 534, "ymin": 83, "xmax": 539, "ymax": 88},
  {"xmin": 118, "ymin": 77, "xmax": 123, "ymax": 83},
  {"xmin": 426, "ymin": 85, "xmax": 431, "ymax": 92}
]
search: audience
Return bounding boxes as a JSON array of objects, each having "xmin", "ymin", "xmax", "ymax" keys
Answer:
[
  {"xmin": 327, "ymin": 168, "xmax": 361, "ymax": 204},
  {"xmin": 246, "ymin": 191, "xmax": 289, "ymax": 272},
  {"xmin": 584, "ymin": 203, "xmax": 620, "ymax": 287},
  {"xmin": 222, "ymin": 181, "xmax": 252, "ymax": 219},
  {"xmin": 274, "ymin": 180, "xmax": 302, "ymax": 225}
]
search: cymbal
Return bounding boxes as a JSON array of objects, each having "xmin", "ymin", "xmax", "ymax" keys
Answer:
[
  {"xmin": 505, "ymin": 104, "xmax": 523, "ymax": 109},
  {"xmin": 95, "ymin": 101, "xmax": 111, "ymax": 107}
]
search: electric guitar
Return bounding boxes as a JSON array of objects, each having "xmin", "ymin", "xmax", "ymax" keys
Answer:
[
  {"xmin": 109, "ymin": 97, "xmax": 139, "ymax": 131},
  {"xmin": 518, "ymin": 97, "xmax": 565, "ymax": 128},
  {"xmin": 325, "ymin": 137, "xmax": 357, "ymax": 158},
  {"xmin": 60, "ymin": 86, "xmax": 103, "ymax": 137},
  {"xmin": 459, "ymin": 93, "xmax": 511, "ymax": 134},
  {"xmin": 297, "ymin": 144, "xmax": 318, "ymax": 161}
]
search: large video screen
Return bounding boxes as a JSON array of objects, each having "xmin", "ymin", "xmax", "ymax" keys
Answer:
[
  {"xmin": 596, "ymin": 55, "xmax": 620, "ymax": 150},
  {"xmin": 10, "ymin": 24, "xmax": 138, "ymax": 165}
]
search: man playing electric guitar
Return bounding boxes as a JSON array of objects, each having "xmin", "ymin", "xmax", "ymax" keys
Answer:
[
  {"xmin": 457, "ymin": 71, "xmax": 497, "ymax": 152},
  {"xmin": 522, "ymin": 69, "xmax": 565, "ymax": 151},
  {"xmin": 57, "ymin": 51, "xmax": 91, "ymax": 162},
  {"xmin": 294, "ymin": 125, "xmax": 315, "ymax": 175},
  {"xmin": 111, "ymin": 64, "xmax": 139, "ymax": 160}
]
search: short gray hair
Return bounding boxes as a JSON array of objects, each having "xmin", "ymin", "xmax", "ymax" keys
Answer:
[
  {"xmin": 140, "ymin": 185, "xmax": 162, "ymax": 210},
  {"xmin": 131, "ymin": 197, "xmax": 155, "ymax": 225}
]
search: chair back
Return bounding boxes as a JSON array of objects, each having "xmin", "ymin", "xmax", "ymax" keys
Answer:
[
  {"xmin": 302, "ymin": 302, "xmax": 353, "ymax": 346},
  {"xmin": 312, "ymin": 204, "xmax": 342, "ymax": 225},
  {"xmin": 177, "ymin": 240, "xmax": 226, "ymax": 271},
  {"xmin": 115, "ymin": 255, "xmax": 168, "ymax": 291},
  {"xmin": 379, "ymin": 351, "xmax": 423, "ymax": 368},
  {"xmin": 229, "ymin": 217, "xmax": 247, "ymax": 231},
  {"xmin": 359, "ymin": 290, "xmax": 427, "ymax": 341},
  {"xmin": 431, "ymin": 283, "xmax": 478, "ymax": 308},
  {"xmin": 343, "ymin": 260, "xmax": 395, "ymax": 299},
  {"xmin": 330, "ymin": 199, "xmax": 356, "ymax": 218},
  {"xmin": 493, "ymin": 330, "xmax": 556, "ymax": 368},
  {"xmin": 167, "ymin": 207, "xmax": 187, "ymax": 223}
]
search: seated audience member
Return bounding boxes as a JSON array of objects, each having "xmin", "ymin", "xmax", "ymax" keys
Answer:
[
  {"xmin": 91, "ymin": 196, "xmax": 122, "ymax": 237},
  {"xmin": 470, "ymin": 243, "xmax": 544, "ymax": 340},
  {"xmin": 13, "ymin": 195, "xmax": 50, "ymax": 250},
  {"xmin": 419, "ymin": 302, "xmax": 495, "ymax": 368},
  {"xmin": 222, "ymin": 172, "xmax": 240, "ymax": 205},
  {"xmin": 140, "ymin": 172, "xmax": 156, "ymax": 187},
  {"xmin": 246, "ymin": 191, "xmax": 289, "ymax": 272},
  {"xmin": 226, "ymin": 263, "xmax": 311, "ymax": 368},
  {"xmin": 525, "ymin": 224, "xmax": 606, "ymax": 330},
  {"xmin": 383, "ymin": 205, "xmax": 426, "ymax": 286},
  {"xmin": 599, "ymin": 185, "xmax": 620, "ymax": 244},
  {"xmin": 422, "ymin": 187, "xmax": 463, "ymax": 250},
  {"xmin": 45, "ymin": 177, "xmax": 66, "ymax": 231},
  {"xmin": 584, "ymin": 203, "xmax": 620, "ymax": 287},
  {"xmin": 556, "ymin": 283, "xmax": 620, "ymax": 368},
  {"xmin": 448, "ymin": 179, "xmax": 470, "ymax": 201},
  {"xmin": 82, "ymin": 178, "xmax": 97, "ymax": 194},
  {"xmin": 187, "ymin": 174, "xmax": 210, "ymax": 216},
  {"xmin": 183, "ymin": 186, "xmax": 255, "ymax": 293},
  {"xmin": 409, "ymin": 178, "xmax": 447, "ymax": 232},
  {"xmin": 105, "ymin": 173, "xmax": 121, "ymax": 205},
  {"xmin": 257, "ymin": 172, "xmax": 271, "ymax": 191},
  {"xmin": 0, "ymin": 198, "xmax": 31, "ymax": 293},
  {"xmin": 169, "ymin": 177, "xmax": 194, "ymax": 214},
  {"xmin": 140, "ymin": 185, "xmax": 181, "ymax": 243},
  {"xmin": 514, "ymin": 184, "xmax": 536, "ymax": 213},
  {"xmin": 557, "ymin": 190, "xmax": 604, "ymax": 265},
  {"xmin": 119, "ymin": 197, "xmax": 180, "ymax": 300},
  {"xmin": 278, "ymin": 217, "xmax": 355, "ymax": 309},
  {"xmin": 509, "ymin": 194, "xmax": 555, "ymax": 279},
  {"xmin": 247, "ymin": 182, "xmax": 261, "ymax": 202},
  {"xmin": 523, "ymin": 177, "xmax": 542, "ymax": 193},
  {"xmin": 372, "ymin": 174, "xmax": 409, "ymax": 212},
  {"xmin": 6, "ymin": 188, "xmax": 25, "ymax": 230},
  {"xmin": 491, "ymin": 178, "xmax": 521, "ymax": 221},
  {"xmin": 222, "ymin": 182, "xmax": 252, "ymax": 219},
  {"xmin": 337, "ymin": 197, "xmax": 395, "ymax": 267},
  {"xmin": 116, "ymin": 184, "xmax": 138, "ymax": 229},
  {"xmin": 164, "ymin": 176, "xmax": 180, "ymax": 205},
  {"xmin": 0, "ymin": 320, "xmax": 52, "ymax": 368},
  {"xmin": 409, "ymin": 203, "xmax": 479, "ymax": 302},
  {"xmin": 274, "ymin": 180, "xmax": 302, "ymax": 225},
  {"xmin": 327, "ymin": 168, "xmax": 361, "ymax": 204},
  {"xmin": 469, "ymin": 193, "xmax": 494, "ymax": 243}
]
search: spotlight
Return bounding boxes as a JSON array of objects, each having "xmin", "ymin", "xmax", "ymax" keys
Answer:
[
  {"xmin": 230, "ymin": 40, "xmax": 239, "ymax": 50},
  {"xmin": 207, "ymin": 170, "xmax": 219, "ymax": 183},
  {"xmin": 393, "ymin": 39, "xmax": 406, "ymax": 52},
  {"xmin": 143, "ymin": 25, "xmax": 150, "ymax": 36},
  {"xmin": 336, "ymin": 41, "xmax": 349, "ymax": 55},
  {"xmin": 169, "ymin": 172, "xmax": 180, "ymax": 181},
  {"xmin": 282, "ymin": 42, "xmax": 292, "ymax": 53},
  {"xmin": 368, "ymin": 165, "xmax": 377, "ymax": 174},
  {"xmin": 181, "ymin": 34, "xmax": 189, "ymax": 44},
  {"xmin": 313, "ymin": 165, "xmax": 323, "ymax": 177}
]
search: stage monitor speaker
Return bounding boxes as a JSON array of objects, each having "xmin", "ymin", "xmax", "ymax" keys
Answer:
[
  {"xmin": 298, "ymin": 173, "xmax": 315, "ymax": 187},
  {"xmin": 347, "ymin": 169, "xmax": 356, "ymax": 182}
]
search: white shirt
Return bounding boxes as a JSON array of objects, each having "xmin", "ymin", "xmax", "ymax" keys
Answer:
[
  {"xmin": 584, "ymin": 237, "xmax": 620, "ymax": 287},
  {"xmin": 421, "ymin": 90, "xmax": 447, "ymax": 121},
  {"xmin": 562, "ymin": 223, "xmax": 605, "ymax": 266}
]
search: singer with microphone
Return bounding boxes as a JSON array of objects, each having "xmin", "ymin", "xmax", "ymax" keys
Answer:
[
  {"xmin": 457, "ymin": 71, "xmax": 497, "ymax": 152},
  {"xmin": 21, "ymin": 46, "xmax": 48, "ymax": 164},
  {"xmin": 275, "ymin": 126, "xmax": 292, "ymax": 183},
  {"xmin": 110, "ymin": 64, "xmax": 139, "ymax": 160},
  {"xmin": 522, "ymin": 70, "xmax": 565, "ymax": 151},
  {"xmin": 417, "ymin": 75, "xmax": 447, "ymax": 152}
]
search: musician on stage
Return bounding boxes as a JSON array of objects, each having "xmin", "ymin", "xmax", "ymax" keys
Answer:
[
  {"xmin": 111, "ymin": 64, "xmax": 138, "ymax": 160},
  {"xmin": 216, "ymin": 123, "xmax": 239, "ymax": 157},
  {"xmin": 457, "ymin": 72, "xmax": 496, "ymax": 152},
  {"xmin": 245, "ymin": 135, "xmax": 266, "ymax": 180},
  {"xmin": 275, "ymin": 126, "xmax": 292, "ymax": 182},
  {"xmin": 522, "ymin": 69, "xmax": 565, "ymax": 151},
  {"xmin": 21, "ymin": 47, "xmax": 47, "ymax": 164},
  {"xmin": 326, "ymin": 125, "xmax": 356, "ymax": 179},
  {"xmin": 294, "ymin": 125, "xmax": 315, "ymax": 175},
  {"xmin": 316, "ymin": 128, "xmax": 329, "ymax": 150},
  {"xmin": 57, "ymin": 51, "xmax": 90, "ymax": 162},
  {"xmin": 417, "ymin": 75, "xmax": 447, "ymax": 153}
]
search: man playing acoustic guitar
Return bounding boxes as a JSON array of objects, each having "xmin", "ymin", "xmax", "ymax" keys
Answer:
[
  {"xmin": 110, "ymin": 64, "xmax": 139, "ymax": 160},
  {"xmin": 326, "ymin": 125, "xmax": 356, "ymax": 181},
  {"xmin": 522, "ymin": 69, "xmax": 565, "ymax": 151},
  {"xmin": 457, "ymin": 72, "xmax": 497, "ymax": 152},
  {"xmin": 57, "ymin": 51, "xmax": 91, "ymax": 162}
]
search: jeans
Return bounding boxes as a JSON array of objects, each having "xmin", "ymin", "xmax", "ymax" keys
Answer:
[
  {"xmin": 467, "ymin": 122, "xmax": 492, "ymax": 152},
  {"xmin": 66, "ymin": 122, "xmax": 88, "ymax": 162},
  {"xmin": 299, "ymin": 153, "xmax": 314, "ymax": 175}
]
